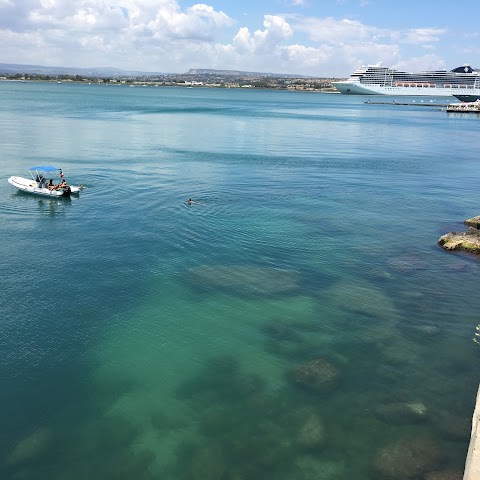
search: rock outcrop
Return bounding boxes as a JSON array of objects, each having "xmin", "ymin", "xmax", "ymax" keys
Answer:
[
  {"xmin": 438, "ymin": 216, "xmax": 480, "ymax": 254},
  {"xmin": 465, "ymin": 215, "xmax": 480, "ymax": 229}
]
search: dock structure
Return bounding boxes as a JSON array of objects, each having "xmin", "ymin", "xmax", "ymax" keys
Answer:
[
  {"xmin": 464, "ymin": 384, "xmax": 480, "ymax": 479},
  {"xmin": 364, "ymin": 100, "xmax": 451, "ymax": 107},
  {"xmin": 447, "ymin": 100, "xmax": 480, "ymax": 113}
]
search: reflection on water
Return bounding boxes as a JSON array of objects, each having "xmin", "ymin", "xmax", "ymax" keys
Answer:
[
  {"xmin": 5, "ymin": 190, "xmax": 74, "ymax": 218},
  {"xmin": 36, "ymin": 195, "xmax": 72, "ymax": 217}
]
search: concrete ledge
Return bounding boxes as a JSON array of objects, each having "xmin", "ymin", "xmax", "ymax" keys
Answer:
[{"xmin": 464, "ymin": 384, "xmax": 480, "ymax": 479}]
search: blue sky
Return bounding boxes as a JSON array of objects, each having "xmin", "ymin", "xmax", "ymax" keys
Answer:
[{"xmin": 0, "ymin": 0, "xmax": 478, "ymax": 76}]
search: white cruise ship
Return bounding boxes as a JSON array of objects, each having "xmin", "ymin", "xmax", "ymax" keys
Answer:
[{"xmin": 333, "ymin": 63, "xmax": 480, "ymax": 96}]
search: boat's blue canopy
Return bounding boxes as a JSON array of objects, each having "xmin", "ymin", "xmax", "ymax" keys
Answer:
[{"xmin": 29, "ymin": 166, "xmax": 61, "ymax": 172}]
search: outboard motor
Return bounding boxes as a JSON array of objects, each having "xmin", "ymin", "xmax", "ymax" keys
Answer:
[{"xmin": 62, "ymin": 186, "xmax": 72, "ymax": 196}]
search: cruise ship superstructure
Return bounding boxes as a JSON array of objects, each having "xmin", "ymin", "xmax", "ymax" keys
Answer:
[{"xmin": 333, "ymin": 63, "xmax": 480, "ymax": 96}]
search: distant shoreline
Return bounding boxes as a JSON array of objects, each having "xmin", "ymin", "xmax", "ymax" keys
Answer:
[{"xmin": 0, "ymin": 77, "xmax": 340, "ymax": 93}]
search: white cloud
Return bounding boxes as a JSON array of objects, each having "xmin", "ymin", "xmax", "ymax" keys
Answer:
[
  {"xmin": 293, "ymin": 16, "xmax": 446, "ymax": 50},
  {"xmin": 40, "ymin": 0, "xmax": 56, "ymax": 8},
  {"xmin": 401, "ymin": 27, "xmax": 446, "ymax": 44},
  {"xmin": 294, "ymin": 17, "xmax": 387, "ymax": 44},
  {"xmin": 232, "ymin": 27, "xmax": 252, "ymax": 54},
  {"xmin": 0, "ymin": 0, "xmax": 238, "ymax": 70},
  {"xmin": 28, "ymin": 1, "xmax": 130, "ymax": 31},
  {"xmin": 281, "ymin": 44, "xmax": 331, "ymax": 68},
  {"xmin": 0, "ymin": 1, "xmax": 456, "ymax": 76},
  {"xmin": 230, "ymin": 15, "xmax": 293, "ymax": 56},
  {"xmin": 394, "ymin": 54, "xmax": 446, "ymax": 72},
  {"xmin": 8, "ymin": 0, "xmax": 232, "ymax": 40},
  {"xmin": 252, "ymin": 15, "xmax": 293, "ymax": 52},
  {"xmin": 149, "ymin": 3, "xmax": 233, "ymax": 41}
]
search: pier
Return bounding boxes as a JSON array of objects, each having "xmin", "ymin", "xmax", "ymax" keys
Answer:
[
  {"xmin": 446, "ymin": 100, "xmax": 480, "ymax": 113},
  {"xmin": 365, "ymin": 100, "xmax": 451, "ymax": 107}
]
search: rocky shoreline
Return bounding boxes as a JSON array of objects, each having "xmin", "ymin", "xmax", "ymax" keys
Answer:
[{"xmin": 438, "ymin": 216, "xmax": 480, "ymax": 253}]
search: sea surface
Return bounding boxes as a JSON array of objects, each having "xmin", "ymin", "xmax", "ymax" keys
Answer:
[{"xmin": 0, "ymin": 81, "xmax": 479, "ymax": 480}]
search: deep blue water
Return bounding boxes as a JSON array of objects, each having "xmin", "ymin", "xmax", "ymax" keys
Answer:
[{"xmin": 0, "ymin": 81, "xmax": 479, "ymax": 479}]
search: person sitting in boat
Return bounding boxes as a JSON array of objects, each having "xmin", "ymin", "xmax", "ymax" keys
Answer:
[
  {"xmin": 47, "ymin": 179, "xmax": 57, "ymax": 190},
  {"xmin": 47, "ymin": 179, "xmax": 67, "ymax": 191}
]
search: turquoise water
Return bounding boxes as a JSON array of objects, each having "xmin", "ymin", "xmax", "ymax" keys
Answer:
[{"xmin": 0, "ymin": 82, "xmax": 479, "ymax": 479}]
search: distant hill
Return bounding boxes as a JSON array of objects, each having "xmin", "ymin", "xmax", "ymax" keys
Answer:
[
  {"xmin": 0, "ymin": 63, "xmax": 311, "ymax": 78},
  {"xmin": 0, "ymin": 63, "xmax": 166, "ymax": 77},
  {"xmin": 186, "ymin": 68, "xmax": 305, "ymax": 78}
]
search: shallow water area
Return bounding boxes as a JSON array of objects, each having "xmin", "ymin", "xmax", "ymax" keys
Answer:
[{"xmin": 0, "ymin": 82, "xmax": 479, "ymax": 479}]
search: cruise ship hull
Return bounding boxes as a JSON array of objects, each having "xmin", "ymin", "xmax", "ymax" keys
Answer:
[
  {"xmin": 453, "ymin": 94, "xmax": 480, "ymax": 102},
  {"xmin": 333, "ymin": 81, "xmax": 480, "ymax": 97}
]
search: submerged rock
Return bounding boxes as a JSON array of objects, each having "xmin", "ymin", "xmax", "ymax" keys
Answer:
[
  {"xmin": 438, "ymin": 227, "xmax": 480, "ymax": 253},
  {"xmin": 410, "ymin": 324, "xmax": 440, "ymax": 337},
  {"xmin": 319, "ymin": 280, "xmax": 397, "ymax": 320},
  {"xmin": 378, "ymin": 340, "xmax": 419, "ymax": 366},
  {"xmin": 292, "ymin": 358, "xmax": 339, "ymax": 393},
  {"xmin": 371, "ymin": 436, "xmax": 445, "ymax": 480},
  {"xmin": 374, "ymin": 401, "xmax": 428, "ymax": 425},
  {"xmin": 296, "ymin": 414, "xmax": 326, "ymax": 450},
  {"xmin": 386, "ymin": 253, "xmax": 429, "ymax": 274},
  {"xmin": 295, "ymin": 456, "xmax": 345, "ymax": 480},
  {"xmin": 188, "ymin": 265, "xmax": 300, "ymax": 296},
  {"xmin": 190, "ymin": 444, "xmax": 226, "ymax": 480},
  {"xmin": 424, "ymin": 469, "xmax": 463, "ymax": 480},
  {"xmin": 7, "ymin": 427, "xmax": 52, "ymax": 465},
  {"xmin": 261, "ymin": 320, "xmax": 304, "ymax": 343},
  {"xmin": 433, "ymin": 412, "xmax": 470, "ymax": 441},
  {"xmin": 261, "ymin": 319, "xmax": 309, "ymax": 358}
]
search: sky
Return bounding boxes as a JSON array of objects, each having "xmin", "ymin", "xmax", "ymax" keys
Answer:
[{"xmin": 1, "ymin": 0, "xmax": 479, "ymax": 77}]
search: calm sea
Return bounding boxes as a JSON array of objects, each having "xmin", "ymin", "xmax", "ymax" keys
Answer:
[{"xmin": 0, "ymin": 81, "xmax": 479, "ymax": 480}]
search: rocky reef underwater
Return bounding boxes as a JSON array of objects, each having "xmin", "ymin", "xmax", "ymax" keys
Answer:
[{"xmin": 2, "ymin": 262, "xmax": 477, "ymax": 480}]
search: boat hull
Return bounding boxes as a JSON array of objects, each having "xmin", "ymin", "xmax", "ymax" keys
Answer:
[
  {"xmin": 332, "ymin": 81, "xmax": 480, "ymax": 97},
  {"xmin": 8, "ymin": 176, "xmax": 81, "ymax": 197}
]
